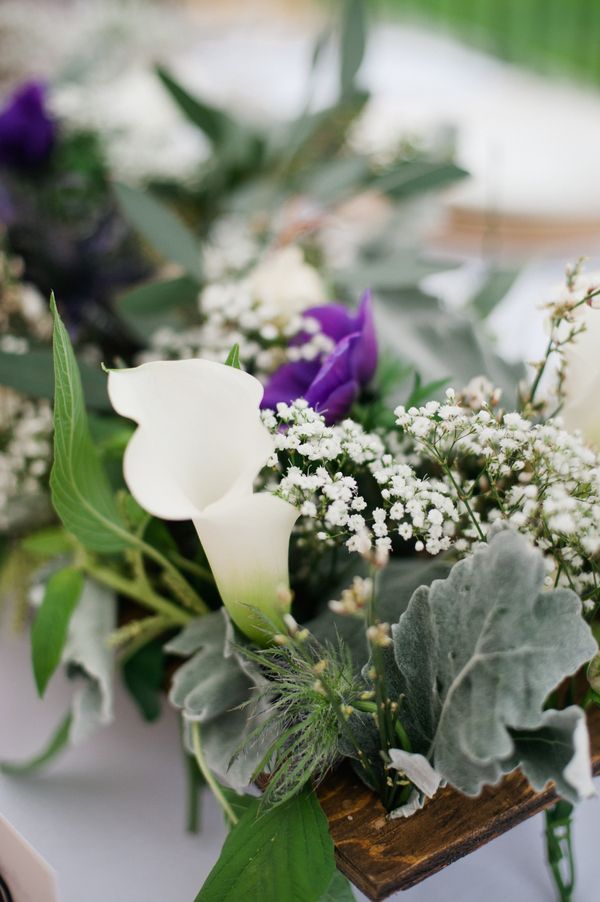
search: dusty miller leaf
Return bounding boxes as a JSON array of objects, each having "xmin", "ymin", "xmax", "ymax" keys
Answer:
[
  {"xmin": 64, "ymin": 579, "xmax": 116, "ymax": 745},
  {"xmin": 508, "ymin": 707, "xmax": 596, "ymax": 804},
  {"xmin": 392, "ymin": 531, "xmax": 597, "ymax": 796},
  {"xmin": 167, "ymin": 611, "xmax": 251, "ymax": 723}
]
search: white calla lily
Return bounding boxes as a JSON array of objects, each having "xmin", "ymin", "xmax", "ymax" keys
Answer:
[{"xmin": 108, "ymin": 359, "xmax": 299, "ymax": 643}]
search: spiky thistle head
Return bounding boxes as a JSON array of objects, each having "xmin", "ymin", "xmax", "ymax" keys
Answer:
[{"xmin": 239, "ymin": 634, "xmax": 364, "ymax": 807}]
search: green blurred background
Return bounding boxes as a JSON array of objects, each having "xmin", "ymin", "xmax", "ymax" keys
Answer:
[{"xmin": 386, "ymin": 0, "xmax": 600, "ymax": 85}]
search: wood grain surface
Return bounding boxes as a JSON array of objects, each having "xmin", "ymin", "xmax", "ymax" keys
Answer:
[{"xmin": 317, "ymin": 707, "xmax": 600, "ymax": 900}]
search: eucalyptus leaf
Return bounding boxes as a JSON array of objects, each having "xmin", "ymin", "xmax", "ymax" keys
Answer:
[
  {"xmin": 335, "ymin": 251, "xmax": 448, "ymax": 293},
  {"xmin": 0, "ymin": 348, "xmax": 110, "ymax": 410},
  {"xmin": 392, "ymin": 531, "xmax": 597, "ymax": 797},
  {"xmin": 372, "ymin": 159, "xmax": 467, "ymax": 200},
  {"xmin": 50, "ymin": 296, "xmax": 129, "ymax": 553},
  {"xmin": 470, "ymin": 265, "xmax": 520, "ymax": 320},
  {"xmin": 340, "ymin": 0, "xmax": 367, "ymax": 99},
  {"xmin": 195, "ymin": 789, "xmax": 335, "ymax": 902},
  {"xmin": 31, "ymin": 567, "xmax": 84, "ymax": 696},
  {"xmin": 115, "ymin": 183, "xmax": 202, "ymax": 281},
  {"xmin": 117, "ymin": 276, "xmax": 199, "ymax": 340},
  {"xmin": 157, "ymin": 66, "xmax": 243, "ymax": 148}
]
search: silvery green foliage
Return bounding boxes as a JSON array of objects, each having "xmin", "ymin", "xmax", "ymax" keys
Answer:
[
  {"xmin": 168, "ymin": 610, "xmax": 273, "ymax": 790},
  {"xmin": 392, "ymin": 531, "xmax": 597, "ymax": 799},
  {"xmin": 63, "ymin": 580, "xmax": 116, "ymax": 745},
  {"xmin": 508, "ymin": 708, "xmax": 595, "ymax": 804},
  {"xmin": 167, "ymin": 610, "xmax": 250, "ymax": 722}
]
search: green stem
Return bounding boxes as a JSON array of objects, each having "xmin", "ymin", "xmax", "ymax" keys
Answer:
[
  {"xmin": 394, "ymin": 718, "xmax": 412, "ymax": 753},
  {"xmin": 442, "ymin": 463, "xmax": 486, "ymax": 542},
  {"xmin": 117, "ymin": 616, "xmax": 171, "ymax": 665},
  {"xmin": 84, "ymin": 563, "xmax": 191, "ymax": 626},
  {"xmin": 185, "ymin": 749, "xmax": 203, "ymax": 834},
  {"xmin": 545, "ymin": 801, "xmax": 576, "ymax": 902},
  {"xmin": 191, "ymin": 723, "xmax": 238, "ymax": 828},
  {"xmin": 138, "ymin": 539, "xmax": 209, "ymax": 615}
]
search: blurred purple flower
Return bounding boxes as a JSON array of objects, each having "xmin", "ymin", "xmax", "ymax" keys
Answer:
[
  {"xmin": 0, "ymin": 81, "xmax": 55, "ymax": 169},
  {"xmin": 262, "ymin": 290, "xmax": 377, "ymax": 424}
]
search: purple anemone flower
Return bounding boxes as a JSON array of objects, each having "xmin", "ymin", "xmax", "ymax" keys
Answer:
[
  {"xmin": 0, "ymin": 81, "xmax": 55, "ymax": 169},
  {"xmin": 262, "ymin": 290, "xmax": 378, "ymax": 424}
]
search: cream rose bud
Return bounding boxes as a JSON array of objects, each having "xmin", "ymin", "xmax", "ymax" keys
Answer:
[
  {"xmin": 247, "ymin": 246, "xmax": 327, "ymax": 323},
  {"xmin": 107, "ymin": 359, "xmax": 299, "ymax": 644},
  {"xmin": 561, "ymin": 295, "xmax": 600, "ymax": 447}
]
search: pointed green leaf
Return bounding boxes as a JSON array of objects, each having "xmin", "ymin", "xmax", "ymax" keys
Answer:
[
  {"xmin": 406, "ymin": 374, "xmax": 450, "ymax": 408},
  {"xmin": 195, "ymin": 789, "xmax": 335, "ymax": 902},
  {"xmin": 340, "ymin": 0, "xmax": 367, "ymax": 99},
  {"xmin": 115, "ymin": 183, "xmax": 202, "ymax": 281},
  {"xmin": 32, "ymin": 567, "xmax": 84, "ymax": 696},
  {"xmin": 50, "ymin": 295, "xmax": 129, "ymax": 552},
  {"xmin": 21, "ymin": 526, "xmax": 73, "ymax": 557},
  {"xmin": 156, "ymin": 66, "xmax": 238, "ymax": 146},
  {"xmin": 372, "ymin": 160, "xmax": 467, "ymax": 200},
  {"xmin": 470, "ymin": 265, "xmax": 520, "ymax": 319},
  {"xmin": 224, "ymin": 344, "xmax": 241, "ymax": 369}
]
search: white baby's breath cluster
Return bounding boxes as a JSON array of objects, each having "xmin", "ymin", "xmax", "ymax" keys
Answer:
[
  {"xmin": 263, "ymin": 400, "xmax": 386, "ymax": 552},
  {"xmin": 395, "ymin": 390, "xmax": 600, "ymax": 605},
  {"xmin": 0, "ymin": 253, "xmax": 54, "ymax": 531},
  {"xmin": 0, "ymin": 252, "xmax": 51, "ymax": 347},
  {"xmin": 140, "ymin": 245, "xmax": 332, "ymax": 380},
  {"xmin": 0, "ymin": 388, "xmax": 53, "ymax": 532},
  {"xmin": 263, "ymin": 401, "xmax": 458, "ymax": 557}
]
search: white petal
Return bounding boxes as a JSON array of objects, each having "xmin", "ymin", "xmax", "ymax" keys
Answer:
[
  {"xmin": 389, "ymin": 790, "xmax": 425, "ymax": 819},
  {"xmin": 194, "ymin": 493, "xmax": 299, "ymax": 643},
  {"xmin": 564, "ymin": 716, "xmax": 596, "ymax": 799},
  {"xmin": 387, "ymin": 749, "xmax": 442, "ymax": 799},
  {"xmin": 108, "ymin": 359, "xmax": 273, "ymax": 520}
]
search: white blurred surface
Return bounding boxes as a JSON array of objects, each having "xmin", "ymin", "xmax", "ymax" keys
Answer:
[{"xmin": 0, "ymin": 626, "xmax": 598, "ymax": 902}]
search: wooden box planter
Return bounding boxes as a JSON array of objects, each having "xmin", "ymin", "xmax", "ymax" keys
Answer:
[{"xmin": 317, "ymin": 707, "xmax": 600, "ymax": 901}]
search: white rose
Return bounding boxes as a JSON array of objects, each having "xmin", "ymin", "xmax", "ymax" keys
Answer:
[{"xmin": 247, "ymin": 246, "xmax": 326, "ymax": 323}]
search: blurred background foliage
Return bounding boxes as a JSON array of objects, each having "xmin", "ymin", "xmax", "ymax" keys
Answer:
[{"xmin": 386, "ymin": 0, "xmax": 600, "ymax": 85}]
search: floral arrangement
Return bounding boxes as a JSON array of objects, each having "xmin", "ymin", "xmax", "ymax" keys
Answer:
[
  {"xmin": 0, "ymin": 257, "xmax": 597, "ymax": 902},
  {"xmin": 1, "ymin": 5, "xmax": 599, "ymax": 902},
  {"xmin": 0, "ymin": 78, "xmax": 149, "ymax": 347}
]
